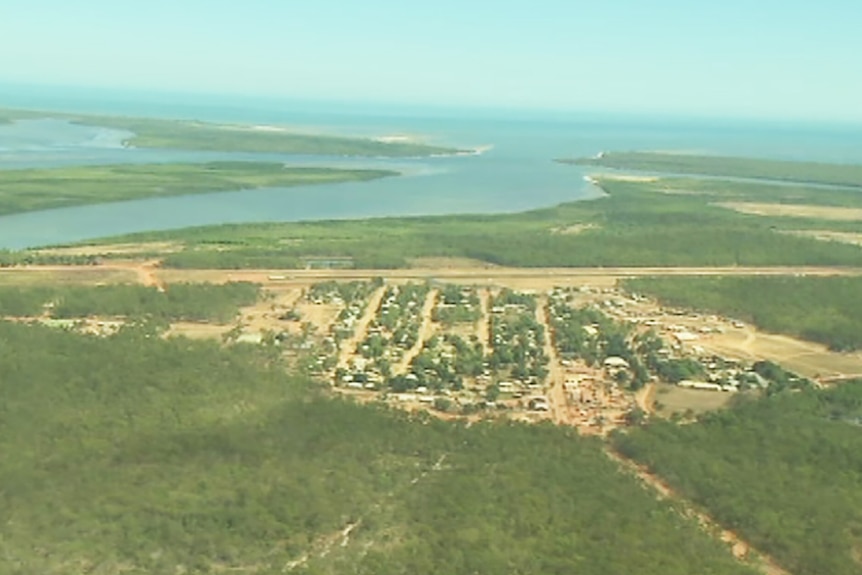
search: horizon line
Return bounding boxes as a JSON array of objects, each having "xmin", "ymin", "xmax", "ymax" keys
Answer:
[{"xmin": 2, "ymin": 80, "xmax": 862, "ymax": 129}]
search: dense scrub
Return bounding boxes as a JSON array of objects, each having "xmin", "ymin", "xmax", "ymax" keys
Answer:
[
  {"xmin": 626, "ymin": 275, "xmax": 862, "ymax": 351},
  {"xmin": 0, "ymin": 321, "xmax": 754, "ymax": 574},
  {"xmin": 613, "ymin": 382, "xmax": 862, "ymax": 575},
  {"xmin": 0, "ymin": 282, "xmax": 260, "ymax": 322}
]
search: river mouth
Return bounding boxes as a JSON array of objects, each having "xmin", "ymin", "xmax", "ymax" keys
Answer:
[{"xmin": 2, "ymin": 105, "xmax": 862, "ymax": 250}]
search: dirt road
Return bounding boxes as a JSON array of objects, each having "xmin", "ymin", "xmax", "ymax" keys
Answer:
[
  {"xmin": 337, "ymin": 286, "xmax": 386, "ymax": 370},
  {"xmin": 536, "ymin": 297, "xmax": 570, "ymax": 425},
  {"xmin": 395, "ymin": 289, "xmax": 438, "ymax": 375},
  {"xmin": 606, "ymin": 448, "xmax": 791, "ymax": 575},
  {"xmin": 476, "ymin": 288, "xmax": 492, "ymax": 355},
  {"xmin": 6, "ymin": 263, "xmax": 862, "ymax": 288}
]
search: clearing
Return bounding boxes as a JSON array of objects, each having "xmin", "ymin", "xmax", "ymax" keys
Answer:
[{"xmin": 717, "ymin": 202, "xmax": 862, "ymax": 221}]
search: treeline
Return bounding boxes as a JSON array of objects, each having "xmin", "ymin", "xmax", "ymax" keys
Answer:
[
  {"xmin": 613, "ymin": 382, "xmax": 862, "ymax": 575},
  {"xmin": 568, "ymin": 151, "xmax": 862, "ymax": 188},
  {"xmin": 0, "ymin": 249, "xmax": 99, "ymax": 267},
  {"xmin": 0, "ymin": 320, "xmax": 755, "ymax": 574},
  {"xmin": 626, "ymin": 275, "xmax": 862, "ymax": 351},
  {"xmin": 0, "ymin": 282, "xmax": 260, "ymax": 323}
]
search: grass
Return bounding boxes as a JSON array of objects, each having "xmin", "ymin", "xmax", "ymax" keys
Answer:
[
  {"xmin": 0, "ymin": 269, "xmax": 137, "ymax": 286},
  {"xmin": 0, "ymin": 162, "xmax": 396, "ymax": 216},
  {"xmin": 653, "ymin": 384, "xmax": 734, "ymax": 416},
  {"xmin": 566, "ymin": 151, "xmax": 862, "ymax": 188},
  {"xmin": 0, "ymin": 107, "xmax": 462, "ymax": 157}
]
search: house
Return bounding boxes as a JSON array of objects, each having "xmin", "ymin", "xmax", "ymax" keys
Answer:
[
  {"xmin": 528, "ymin": 397, "xmax": 550, "ymax": 411},
  {"xmin": 679, "ymin": 380, "xmax": 722, "ymax": 392},
  {"xmin": 603, "ymin": 356, "xmax": 630, "ymax": 369}
]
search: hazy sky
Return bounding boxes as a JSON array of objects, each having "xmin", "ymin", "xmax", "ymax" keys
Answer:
[{"xmin": 2, "ymin": 0, "xmax": 861, "ymax": 120}]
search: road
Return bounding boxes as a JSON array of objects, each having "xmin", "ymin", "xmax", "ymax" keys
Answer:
[
  {"xmin": 395, "ymin": 289, "xmax": 438, "ymax": 375},
  {"xmin": 605, "ymin": 447, "xmax": 791, "ymax": 575},
  {"xmin": 337, "ymin": 286, "xmax": 386, "ymax": 370},
  {"xmin": 5, "ymin": 263, "xmax": 862, "ymax": 287},
  {"xmin": 536, "ymin": 297, "xmax": 570, "ymax": 425}
]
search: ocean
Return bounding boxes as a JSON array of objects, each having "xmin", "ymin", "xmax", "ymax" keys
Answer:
[{"xmin": 1, "ymin": 86, "xmax": 861, "ymax": 249}]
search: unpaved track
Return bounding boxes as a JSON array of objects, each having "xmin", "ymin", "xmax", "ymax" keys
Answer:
[
  {"xmin": 476, "ymin": 289, "xmax": 492, "ymax": 355},
  {"xmin": 634, "ymin": 382, "xmax": 656, "ymax": 415},
  {"xmin": 395, "ymin": 289, "xmax": 438, "ymax": 375},
  {"xmin": 7, "ymin": 264, "xmax": 862, "ymax": 287},
  {"xmin": 337, "ymin": 286, "xmax": 386, "ymax": 369},
  {"xmin": 606, "ymin": 448, "xmax": 791, "ymax": 575},
  {"xmin": 536, "ymin": 297, "xmax": 569, "ymax": 425}
]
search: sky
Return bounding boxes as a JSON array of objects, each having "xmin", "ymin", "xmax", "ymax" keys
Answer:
[{"xmin": 1, "ymin": 0, "xmax": 861, "ymax": 121}]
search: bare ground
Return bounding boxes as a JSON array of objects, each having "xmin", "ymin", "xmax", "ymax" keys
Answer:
[
  {"xmin": 703, "ymin": 325, "xmax": 862, "ymax": 381},
  {"xmin": 717, "ymin": 202, "xmax": 862, "ymax": 221},
  {"xmin": 33, "ymin": 242, "xmax": 181, "ymax": 257},
  {"xmin": 783, "ymin": 230, "xmax": 862, "ymax": 247},
  {"xmin": 476, "ymin": 288, "xmax": 492, "ymax": 355},
  {"xmin": 536, "ymin": 297, "xmax": 568, "ymax": 425}
]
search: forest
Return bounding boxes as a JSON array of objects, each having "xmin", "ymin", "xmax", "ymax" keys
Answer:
[
  {"xmin": 0, "ymin": 282, "xmax": 260, "ymax": 323},
  {"xmin": 0, "ymin": 320, "xmax": 756, "ymax": 574},
  {"xmin": 77, "ymin": 172, "xmax": 862, "ymax": 270},
  {"xmin": 625, "ymin": 275, "xmax": 862, "ymax": 351},
  {"xmin": 613, "ymin": 382, "xmax": 862, "ymax": 575}
]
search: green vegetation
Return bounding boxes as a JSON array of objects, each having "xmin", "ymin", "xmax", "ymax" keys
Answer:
[
  {"xmin": 567, "ymin": 151, "xmax": 862, "ymax": 188},
  {"xmin": 0, "ymin": 108, "xmax": 461, "ymax": 156},
  {"xmin": 0, "ymin": 286, "xmax": 56, "ymax": 316},
  {"xmin": 626, "ymin": 275, "xmax": 862, "ymax": 351},
  {"xmin": 0, "ymin": 282, "xmax": 259, "ymax": 323},
  {"xmin": 0, "ymin": 162, "xmax": 396, "ymax": 216},
  {"xmin": 547, "ymin": 293, "xmax": 648, "ymax": 390},
  {"xmin": 432, "ymin": 284, "xmax": 481, "ymax": 325},
  {"xmin": 613, "ymin": 381, "xmax": 862, "ymax": 575},
  {"xmin": 0, "ymin": 249, "xmax": 99, "ymax": 267},
  {"xmin": 111, "ymin": 174, "xmax": 862, "ymax": 269},
  {"xmin": 488, "ymin": 290, "xmax": 548, "ymax": 383},
  {"xmin": 0, "ymin": 320, "xmax": 754, "ymax": 574}
]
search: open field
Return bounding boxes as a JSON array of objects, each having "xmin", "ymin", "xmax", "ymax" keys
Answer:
[
  {"xmin": 783, "ymin": 230, "xmax": 862, "ymax": 246},
  {"xmin": 1, "ymin": 108, "xmax": 462, "ymax": 156},
  {"xmin": 653, "ymin": 384, "xmax": 735, "ymax": 415},
  {"xmin": 718, "ymin": 202, "xmax": 862, "ymax": 220},
  {"xmin": 701, "ymin": 327, "xmax": 862, "ymax": 381},
  {"xmin": 568, "ymin": 151, "xmax": 862, "ymax": 188},
  {"xmin": 0, "ymin": 162, "xmax": 396, "ymax": 216},
  {"xmin": 34, "ymin": 241, "xmax": 182, "ymax": 257},
  {"xmin": 0, "ymin": 267, "xmax": 137, "ymax": 286}
]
